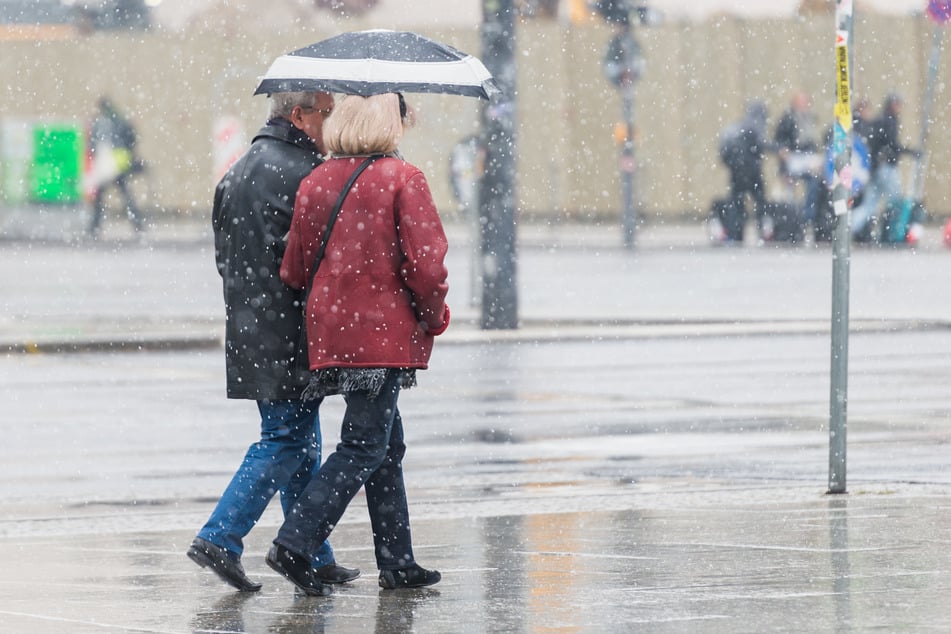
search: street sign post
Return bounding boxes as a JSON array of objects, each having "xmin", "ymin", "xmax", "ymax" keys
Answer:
[
  {"xmin": 927, "ymin": 0, "xmax": 951, "ymax": 24},
  {"xmin": 828, "ymin": 0, "xmax": 854, "ymax": 495}
]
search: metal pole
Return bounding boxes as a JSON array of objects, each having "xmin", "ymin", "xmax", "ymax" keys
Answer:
[
  {"xmin": 620, "ymin": 84, "xmax": 637, "ymax": 248},
  {"xmin": 912, "ymin": 25, "xmax": 943, "ymax": 201},
  {"xmin": 599, "ymin": 10, "xmax": 645, "ymax": 249},
  {"xmin": 479, "ymin": 0, "xmax": 519, "ymax": 330},
  {"xmin": 828, "ymin": 0, "xmax": 854, "ymax": 494},
  {"xmin": 470, "ymin": 189, "xmax": 483, "ymax": 308}
]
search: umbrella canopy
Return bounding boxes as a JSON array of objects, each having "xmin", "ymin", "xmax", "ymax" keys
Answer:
[{"xmin": 254, "ymin": 30, "xmax": 501, "ymax": 100}]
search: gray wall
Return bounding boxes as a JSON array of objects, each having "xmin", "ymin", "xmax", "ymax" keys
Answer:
[{"xmin": 1, "ymin": 13, "xmax": 947, "ymax": 222}]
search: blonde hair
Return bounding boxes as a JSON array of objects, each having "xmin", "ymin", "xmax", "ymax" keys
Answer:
[{"xmin": 323, "ymin": 93, "xmax": 403, "ymax": 156}]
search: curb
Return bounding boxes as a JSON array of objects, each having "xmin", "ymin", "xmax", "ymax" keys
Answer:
[
  {"xmin": 439, "ymin": 317, "xmax": 951, "ymax": 345},
  {"xmin": 4, "ymin": 335, "xmax": 221, "ymax": 355},
  {"xmin": 4, "ymin": 318, "xmax": 949, "ymax": 355}
]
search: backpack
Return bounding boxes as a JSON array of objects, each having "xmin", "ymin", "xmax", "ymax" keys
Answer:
[
  {"xmin": 114, "ymin": 116, "xmax": 137, "ymax": 151},
  {"xmin": 718, "ymin": 124, "xmax": 744, "ymax": 170}
]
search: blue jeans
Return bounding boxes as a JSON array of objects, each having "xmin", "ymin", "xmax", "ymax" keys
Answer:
[
  {"xmin": 197, "ymin": 399, "xmax": 334, "ymax": 567},
  {"xmin": 275, "ymin": 370, "xmax": 415, "ymax": 570},
  {"xmin": 852, "ymin": 164, "xmax": 903, "ymax": 237}
]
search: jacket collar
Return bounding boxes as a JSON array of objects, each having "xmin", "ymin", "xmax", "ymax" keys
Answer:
[{"xmin": 254, "ymin": 117, "xmax": 321, "ymax": 156}]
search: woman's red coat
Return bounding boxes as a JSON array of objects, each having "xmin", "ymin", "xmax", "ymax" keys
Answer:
[{"xmin": 281, "ymin": 156, "xmax": 449, "ymax": 371}]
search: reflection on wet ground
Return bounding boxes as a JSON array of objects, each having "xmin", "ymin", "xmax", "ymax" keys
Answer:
[
  {"xmin": 2, "ymin": 331, "xmax": 950, "ymax": 631},
  {"xmin": 1, "ymin": 493, "xmax": 950, "ymax": 633}
]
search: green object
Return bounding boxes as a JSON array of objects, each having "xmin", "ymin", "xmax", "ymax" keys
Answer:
[{"xmin": 30, "ymin": 124, "xmax": 83, "ymax": 203}]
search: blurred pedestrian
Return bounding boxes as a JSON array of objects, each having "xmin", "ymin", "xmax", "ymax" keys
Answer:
[
  {"xmin": 774, "ymin": 91, "xmax": 821, "ymax": 223},
  {"xmin": 188, "ymin": 90, "xmax": 359, "ymax": 592},
  {"xmin": 716, "ymin": 101, "xmax": 771, "ymax": 242},
  {"xmin": 851, "ymin": 93, "xmax": 920, "ymax": 240},
  {"xmin": 852, "ymin": 95, "xmax": 873, "ymax": 148},
  {"xmin": 266, "ymin": 92, "xmax": 449, "ymax": 596},
  {"xmin": 86, "ymin": 97, "xmax": 145, "ymax": 237}
]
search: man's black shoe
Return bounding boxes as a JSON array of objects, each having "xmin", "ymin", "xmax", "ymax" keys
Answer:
[
  {"xmin": 266, "ymin": 543, "xmax": 332, "ymax": 597},
  {"xmin": 378, "ymin": 564, "xmax": 441, "ymax": 589},
  {"xmin": 187, "ymin": 537, "xmax": 262, "ymax": 592},
  {"xmin": 313, "ymin": 562, "xmax": 361, "ymax": 584}
]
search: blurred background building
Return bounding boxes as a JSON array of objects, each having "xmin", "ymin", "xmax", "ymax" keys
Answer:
[
  {"xmin": 0, "ymin": 0, "xmax": 947, "ymax": 227},
  {"xmin": 0, "ymin": 0, "xmax": 930, "ymax": 33}
]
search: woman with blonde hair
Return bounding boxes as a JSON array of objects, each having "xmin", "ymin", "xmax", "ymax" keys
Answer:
[{"xmin": 267, "ymin": 92, "xmax": 449, "ymax": 596}]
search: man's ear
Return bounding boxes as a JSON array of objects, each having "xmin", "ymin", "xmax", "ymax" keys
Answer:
[{"xmin": 288, "ymin": 106, "xmax": 304, "ymax": 128}]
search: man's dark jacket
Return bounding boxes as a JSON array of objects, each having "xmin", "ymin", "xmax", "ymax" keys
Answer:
[{"xmin": 212, "ymin": 118, "xmax": 323, "ymax": 399}]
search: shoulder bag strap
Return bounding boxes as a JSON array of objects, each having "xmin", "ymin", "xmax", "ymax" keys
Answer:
[{"xmin": 304, "ymin": 155, "xmax": 382, "ymax": 298}]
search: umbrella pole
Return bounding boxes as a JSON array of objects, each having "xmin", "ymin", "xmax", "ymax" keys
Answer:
[{"xmin": 828, "ymin": 0, "xmax": 854, "ymax": 495}]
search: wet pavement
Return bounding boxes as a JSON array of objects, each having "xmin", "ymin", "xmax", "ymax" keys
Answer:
[{"xmin": 2, "ymin": 214, "xmax": 951, "ymax": 632}]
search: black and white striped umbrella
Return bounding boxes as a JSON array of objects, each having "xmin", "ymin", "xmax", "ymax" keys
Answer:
[{"xmin": 254, "ymin": 30, "xmax": 500, "ymax": 100}]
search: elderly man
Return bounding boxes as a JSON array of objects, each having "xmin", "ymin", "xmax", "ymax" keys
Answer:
[{"xmin": 187, "ymin": 91, "xmax": 359, "ymax": 591}]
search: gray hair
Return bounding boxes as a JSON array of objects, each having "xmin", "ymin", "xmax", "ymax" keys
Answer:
[{"xmin": 268, "ymin": 92, "xmax": 318, "ymax": 119}]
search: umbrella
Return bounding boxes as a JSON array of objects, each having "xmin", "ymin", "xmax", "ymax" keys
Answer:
[{"xmin": 254, "ymin": 29, "xmax": 500, "ymax": 100}]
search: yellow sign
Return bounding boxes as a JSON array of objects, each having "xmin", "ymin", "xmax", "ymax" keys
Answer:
[{"xmin": 834, "ymin": 32, "xmax": 852, "ymax": 131}]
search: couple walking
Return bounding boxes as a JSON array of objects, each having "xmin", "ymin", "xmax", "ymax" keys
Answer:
[{"xmin": 187, "ymin": 89, "xmax": 449, "ymax": 596}]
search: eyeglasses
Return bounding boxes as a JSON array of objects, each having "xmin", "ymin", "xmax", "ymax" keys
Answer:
[{"xmin": 300, "ymin": 105, "xmax": 334, "ymax": 117}]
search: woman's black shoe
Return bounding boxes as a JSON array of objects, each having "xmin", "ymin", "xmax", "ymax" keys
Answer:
[
  {"xmin": 378, "ymin": 564, "xmax": 441, "ymax": 589},
  {"xmin": 187, "ymin": 537, "xmax": 262, "ymax": 592},
  {"xmin": 266, "ymin": 544, "xmax": 332, "ymax": 597}
]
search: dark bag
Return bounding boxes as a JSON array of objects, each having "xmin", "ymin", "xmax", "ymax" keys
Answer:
[
  {"xmin": 812, "ymin": 185, "xmax": 836, "ymax": 243},
  {"xmin": 768, "ymin": 200, "xmax": 805, "ymax": 244},
  {"xmin": 710, "ymin": 197, "xmax": 745, "ymax": 242},
  {"xmin": 718, "ymin": 125, "xmax": 744, "ymax": 171},
  {"xmin": 880, "ymin": 198, "xmax": 924, "ymax": 244},
  {"xmin": 297, "ymin": 155, "xmax": 382, "ymax": 367}
]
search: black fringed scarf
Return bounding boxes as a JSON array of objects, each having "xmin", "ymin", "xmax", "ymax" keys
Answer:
[{"xmin": 301, "ymin": 368, "xmax": 417, "ymax": 401}]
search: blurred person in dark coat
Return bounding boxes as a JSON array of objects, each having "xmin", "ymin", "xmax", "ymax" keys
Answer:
[
  {"xmin": 86, "ymin": 97, "xmax": 145, "ymax": 237},
  {"xmin": 774, "ymin": 91, "xmax": 821, "ymax": 223},
  {"xmin": 719, "ymin": 101, "xmax": 772, "ymax": 241},
  {"xmin": 851, "ymin": 95, "xmax": 873, "ymax": 148},
  {"xmin": 851, "ymin": 93, "xmax": 919, "ymax": 240}
]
